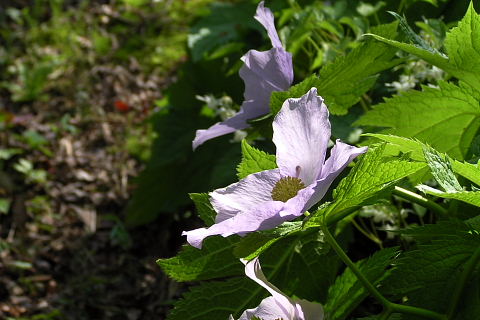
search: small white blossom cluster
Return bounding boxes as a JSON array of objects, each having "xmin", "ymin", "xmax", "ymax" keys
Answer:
[
  {"xmin": 386, "ymin": 28, "xmax": 445, "ymax": 94},
  {"xmin": 196, "ymin": 94, "xmax": 236, "ymax": 121},
  {"xmin": 386, "ymin": 60, "xmax": 444, "ymax": 94}
]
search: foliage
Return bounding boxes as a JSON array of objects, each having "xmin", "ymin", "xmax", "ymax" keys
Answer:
[
  {"xmin": 159, "ymin": 1, "xmax": 480, "ymax": 320},
  {"xmin": 4, "ymin": 0, "xmax": 480, "ymax": 319}
]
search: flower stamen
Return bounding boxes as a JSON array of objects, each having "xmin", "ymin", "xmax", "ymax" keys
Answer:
[{"xmin": 271, "ymin": 177, "xmax": 306, "ymax": 202}]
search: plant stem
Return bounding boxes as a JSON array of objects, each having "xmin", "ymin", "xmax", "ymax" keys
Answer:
[
  {"xmin": 379, "ymin": 309, "xmax": 393, "ymax": 320},
  {"xmin": 446, "ymin": 246, "xmax": 480, "ymax": 319},
  {"xmin": 325, "ymin": 206, "xmax": 360, "ymax": 226},
  {"xmin": 321, "ymin": 223, "xmax": 392, "ymax": 306},
  {"xmin": 392, "ymin": 186, "xmax": 448, "ymax": 217},
  {"xmin": 321, "ymin": 223, "xmax": 447, "ymax": 320}
]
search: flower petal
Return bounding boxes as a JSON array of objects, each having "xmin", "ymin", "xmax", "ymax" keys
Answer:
[
  {"xmin": 193, "ymin": 47, "xmax": 293, "ymax": 150},
  {"xmin": 254, "ymin": 1, "xmax": 283, "ymax": 48},
  {"xmin": 210, "ymin": 169, "xmax": 281, "ymax": 223},
  {"xmin": 240, "ymin": 48, "xmax": 293, "ymax": 107},
  {"xmin": 242, "ymin": 258, "xmax": 295, "ymax": 318},
  {"xmin": 302, "ymin": 140, "xmax": 367, "ymax": 210},
  {"xmin": 321, "ymin": 139, "xmax": 368, "ymax": 180},
  {"xmin": 182, "ymin": 201, "xmax": 285, "ymax": 249},
  {"xmin": 272, "ymin": 88, "xmax": 331, "ymax": 185},
  {"xmin": 279, "ymin": 183, "xmax": 317, "ymax": 219},
  {"xmin": 295, "ymin": 299, "xmax": 324, "ymax": 320},
  {"xmin": 235, "ymin": 258, "xmax": 324, "ymax": 320},
  {"xmin": 238, "ymin": 296, "xmax": 293, "ymax": 320},
  {"xmin": 192, "ymin": 110, "xmax": 250, "ymax": 150}
]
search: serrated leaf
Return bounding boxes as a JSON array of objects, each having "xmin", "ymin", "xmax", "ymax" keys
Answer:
[
  {"xmin": 167, "ymin": 277, "xmax": 259, "ymax": 320},
  {"xmin": 418, "ymin": 186, "xmax": 480, "ymax": 207},
  {"xmin": 237, "ymin": 140, "xmax": 277, "ymax": 179},
  {"xmin": 325, "ymin": 247, "xmax": 398, "ymax": 320},
  {"xmin": 307, "ymin": 145, "xmax": 426, "ymax": 226},
  {"xmin": 233, "ymin": 221, "xmax": 303, "ymax": 260},
  {"xmin": 388, "ymin": 11, "xmax": 439, "ymax": 55},
  {"xmin": 270, "ymin": 22, "xmax": 401, "ymax": 115},
  {"xmin": 168, "ymin": 232, "xmax": 338, "ymax": 319},
  {"xmin": 158, "ymin": 236, "xmax": 242, "ymax": 282},
  {"xmin": 357, "ymin": 81, "xmax": 480, "ymax": 160},
  {"xmin": 190, "ymin": 193, "xmax": 216, "ymax": 226},
  {"xmin": 423, "ymin": 145, "xmax": 463, "ymax": 192},
  {"xmin": 363, "ymin": 33, "xmax": 450, "ymax": 72},
  {"xmin": 443, "ymin": 2, "xmax": 480, "ymax": 91},
  {"xmin": 382, "ymin": 220, "xmax": 480, "ymax": 315},
  {"xmin": 367, "ymin": 3, "xmax": 480, "ymax": 91},
  {"xmin": 400, "ymin": 219, "xmax": 473, "ymax": 241},
  {"xmin": 365, "ymin": 134, "xmax": 480, "ymax": 186}
]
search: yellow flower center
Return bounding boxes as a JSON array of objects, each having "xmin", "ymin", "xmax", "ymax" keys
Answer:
[{"xmin": 271, "ymin": 177, "xmax": 306, "ymax": 202}]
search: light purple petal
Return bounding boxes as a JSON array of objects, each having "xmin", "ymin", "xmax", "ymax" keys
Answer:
[
  {"xmin": 320, "ymin": 139, "xmax": 368, "ymax": 180},
  {"xmin": 193, "ymin": 47, "xmax": 293, "ymax": 150},
  {"xmin": 302, "ymin": 140, "xmax": 367, "ymax": 210},
  {"xmin": 241, "ymin": 258, "xmax": 296, "ymax": 319},
  {"xmin": 272, "ymin": 88, "xmax": 331, "ymax": 186},
  {"xmin": 234, "ymin": 258, "xmax": 323, "ymax": 320},
  {"xmin": 240, "ymin": 48, "xmax": 293, "ymax": 107},
  {"xmin": 239, "ymin": 296, "xmax": 293, "ymax": 320},
  {"xmin": 182, "ymin": 200, "xmax": 284, "ymax": 249},
  {"xmin": 279, "ymin": 183, "xmax": 317, "ymax": 220},
  {"xmin": 295, "ymin": 299, "xmax": 324, "ymax": 320},
  {"xmin": 192, "ymin": 110, "xmax": 250, "ymax": 150},
  {"xmin": 210, "ymin": 169, "xmax": 281, "ymax": 223},
  {"xmin": 193, "ymin": 1, "xmax": 293, "ymax": 150},
  {"xmin": 243, "ymin": 257, "xmax": 291, "ymax": 301},
  {"xmin": 254, "ymin": 1, "xmax": 283, "ymax": 48}
]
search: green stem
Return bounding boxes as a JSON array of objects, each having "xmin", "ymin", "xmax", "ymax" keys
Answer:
[
  {"xmin": 321, "ymin": 223, "xmax": 393, "ymax": 306},
  {"xmin": 321, "ymin": 223, "xmax": 447, "ymax": 320},
  {"xmin": 326, "ymin": 206, "xmax": 361, "ymax": 226},
  {"xmin": 392, "ymin": 186, "xmax": 448, "ymax": 217},
  {"xmin": 446, "ymin": 246, "xmax": 480, "ymax": 319},
  {"xmin": 379, "ymin": 309, "xmax": 393, "ymax": 320}
]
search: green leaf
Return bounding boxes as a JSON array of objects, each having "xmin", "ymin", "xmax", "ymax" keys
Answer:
[
  {"xmin": 126, "ymin": 59, "xmax": 243, "ymax": 227},
  {"xmin": 388, "ymin": 11, "xmax": 440, "ymax": 55},
  {"xmin": 188, "ymin": 2, "xmax": 258, "ymax": 62},
  {"xmin": 190, "ymin": 193, "xmax": 216, "ymax": 226},
  {"xmin": 233, "ymin": 221, "xmax": 303, "ymax": 260},
  {"xmin": 167, "ymin": 277, "xmax": 259, "ymax": 320},
  {"xmin": 357, "ymin": 81, "xmax": 480, "ymax": 160},
  {"xmin": 366, "ymin": 3, "xmax": 480, "ymax": 91},
  {"xmin": 365, "ymin": 134, "xmax": 480, "ymax": 186},
  {"xmin": 453, "ymin": 161, "xmax": 480, "ymax": 187},
  {"xmin": 167, "ymin": 232, "xmax": 337, "ymax": 319},
  {"xmin": 443, "ymin": 2, "xmax": 480, "ymax": 91},
  {"xmin": 270, "ymin": 22, "xmax": 401, "ymax": 115},
  {"xmin": 417, "ymin": 186, "xmax": 480, "ymax": 207},
  {"xmin": 363, "ymin": 33, "xmax": 450, "ymax": 73},
  {"xmin": 237, "ymin": 140, "xmax": 277, "ymax": 179},
  {"xmin": 157, "ymin": 236, "xmax": 242, "ymax": 282},
  {"xmin": 325, "ymin": 247, "xmax": 398, "ymax": 320},
  {"xmin": 382, "ymin": 220, "xmax": 480, "ymax": 315},
  {"xmin": 423, "ymin": 145, "xmax": 462, "ymax": 192},
  {"xmin": 307, "ymin": 145, "xmax": 426, "ymax": 226}
]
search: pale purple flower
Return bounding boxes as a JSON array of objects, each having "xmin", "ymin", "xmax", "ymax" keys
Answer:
[
  {"xmin": 183, "ymin": 88, "xmax": 367, "ymax": 249},
  {"xmin": 192, "ymin": 1, "xmax": 294, "ymax": 150},
  {"xmin": 229, "ymin": 257, "xmax": 324, "ymax": 320}
]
